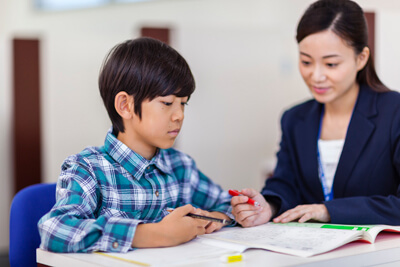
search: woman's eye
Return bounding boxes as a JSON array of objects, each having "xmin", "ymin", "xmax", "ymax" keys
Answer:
[
  {"xmin": 181, "ymin": 102, "xmax": 188, "ymax": 106},
  {"xmin": 162, "ymin": 102, "xmax": 172, "ymax": 106},
  {"xmin": 327, "ymin": 63, "xmax": 338, "ymax": 68},
  {"xmin": 301, "ymin": 61, "xmax": 311, "ymax": 66}
]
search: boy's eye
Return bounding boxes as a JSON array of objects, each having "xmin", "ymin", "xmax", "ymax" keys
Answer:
[{"xmin": 162, "ymin": 102, "xmax": 172, "ymax": 106}]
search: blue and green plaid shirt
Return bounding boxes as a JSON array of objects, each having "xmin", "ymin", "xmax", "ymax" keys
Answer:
[{"xmin": 38, "ymin": 128, "xmax": 232, "ymax": 253}]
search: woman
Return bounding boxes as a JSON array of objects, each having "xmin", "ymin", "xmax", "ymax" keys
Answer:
[{"xmin": 232, "ymin": 0, "xmax": 400, "ymax": 226}]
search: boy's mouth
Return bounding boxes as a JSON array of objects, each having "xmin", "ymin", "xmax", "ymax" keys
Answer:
[{"xmin": 168, "ymin": 129, "xmax": 180, "ymax": 136}]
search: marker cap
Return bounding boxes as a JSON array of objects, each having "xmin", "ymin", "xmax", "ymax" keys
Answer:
[{"xmin": 219, "ymin": 253, "xmax": 244, "ymax": 263}]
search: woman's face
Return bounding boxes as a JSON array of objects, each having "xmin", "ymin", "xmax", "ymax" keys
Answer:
[{"xmin": 298, "ymin": 30, "xmax": 368, "ymax": 107}]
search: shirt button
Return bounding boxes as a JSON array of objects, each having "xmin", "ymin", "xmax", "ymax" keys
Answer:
[
  {"xmin": 155, "ymin": 190, "xmax": 159, "ymax": 197},
  {"xmin": 112, "ymin": 241, "xmax": 119, "ymax": 249}
]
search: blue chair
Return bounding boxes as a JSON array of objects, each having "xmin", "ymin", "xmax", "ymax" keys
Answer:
[{"xmin": 9, "ymin": 183, "xmax": 56, "ymax": 267}]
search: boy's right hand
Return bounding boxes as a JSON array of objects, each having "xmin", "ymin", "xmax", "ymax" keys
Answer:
[
  {"xmin": 231, "ymin": 188, "xmax": 274, "ymax": 227},
  {"xmin": 132, "ymin": 204, "xmax": 208, "ymax": 248},
  {"xmin": 158, "ymin": 204, "xmax": 209, "ymax": 246}
]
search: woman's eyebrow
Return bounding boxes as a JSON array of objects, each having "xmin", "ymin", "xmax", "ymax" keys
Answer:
[{"xmin": 300, "ymin": 52, "xmax": 340, "ymax": 59}]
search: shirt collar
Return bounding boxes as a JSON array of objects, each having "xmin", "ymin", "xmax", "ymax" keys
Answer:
[{"xmin": 104, "ymin": 128, "xmax": 173, "ymax": 180}]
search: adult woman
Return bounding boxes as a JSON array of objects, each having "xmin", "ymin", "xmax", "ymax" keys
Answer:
[{"xmin": 232, "ymin": 0, "xmax": 400, "ymax": 226}]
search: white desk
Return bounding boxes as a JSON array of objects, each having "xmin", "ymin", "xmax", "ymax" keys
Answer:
[{"xmin": 37, "ymin": 232, "xmax": 400, "ymax": 267}]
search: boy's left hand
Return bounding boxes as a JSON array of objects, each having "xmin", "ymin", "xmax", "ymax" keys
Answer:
[{"xmin": 195, "ymin": 209, "xmax": 230, "ymax": 234}]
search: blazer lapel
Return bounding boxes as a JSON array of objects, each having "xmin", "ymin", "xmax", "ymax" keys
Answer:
[{"xmin": 333, "ymin": 86, "xmax": 377, "ymax": 198}]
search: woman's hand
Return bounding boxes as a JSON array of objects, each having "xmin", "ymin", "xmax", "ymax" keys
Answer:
[
  {"xmin": 273, "ymin": 204, "xmax": 330, "ymax": 223},
  {"xmin": 231, "ymin": 188, "xmax": 274, "ymax": 227}
]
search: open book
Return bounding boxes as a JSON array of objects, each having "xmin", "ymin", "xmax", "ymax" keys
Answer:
[
  {"xmin": 95, "ymin": 222, "xmax": 400, "ymax": 265},
  {"xmin": 197, "ymin": 222, "xmax": 400, "ymax": 257}
]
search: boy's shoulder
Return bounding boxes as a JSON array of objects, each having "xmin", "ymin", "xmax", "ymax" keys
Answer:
[{"xmin": 62, "ymin": 145, "xmax": 108, "ymax": 169}]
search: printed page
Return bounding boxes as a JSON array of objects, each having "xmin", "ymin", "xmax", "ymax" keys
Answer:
[
  {"xmin": 199, "ymin": 223, "xmax": 363, "ymax": 257},
  {"xmin": 284, "ymin": 222, "xmax": 400, "ymax": 243},
  {"xmin": 357, "ymin": 225, "xmax": 400, "ymax": 243},
  {"xmin": 100, "ymin": 239, "xmax": 237, "ymax": 266}
]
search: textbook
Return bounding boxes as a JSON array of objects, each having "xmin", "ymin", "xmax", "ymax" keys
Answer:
[
  {"xmin": 95, "ymin": 222, "xmax": 400, "ymax": 265},
  {"xmin": 197, "ymin": 222, "xmax": 400, "ymax": 257}
]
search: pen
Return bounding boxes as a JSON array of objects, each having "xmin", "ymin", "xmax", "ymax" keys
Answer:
[
  {"xmin": 166, "ymin": 208, "xmax": 233, "ymax": 225},
  {"xmin": 228, "ymin": 189, "xmax": 260, "ymax": 206}
]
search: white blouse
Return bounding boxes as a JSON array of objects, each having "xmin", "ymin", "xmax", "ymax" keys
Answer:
[{"xmin": 317, "ymin": 139, "xmax": 345, "ymax": 193}]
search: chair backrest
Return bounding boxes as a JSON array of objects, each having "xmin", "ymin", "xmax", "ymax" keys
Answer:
[{"xmin": 9, "ymin": 183, "xmax": 56, "ymax": 267}]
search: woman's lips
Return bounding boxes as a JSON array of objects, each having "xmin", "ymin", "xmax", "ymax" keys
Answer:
[{"xmin": 313, "ymin": 86, "xmax": 330, "ymax": 94}]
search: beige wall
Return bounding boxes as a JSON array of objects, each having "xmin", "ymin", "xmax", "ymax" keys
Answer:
[{"xmin": 1, "ymin": 0, "xmax": 400, "ymax": 252}]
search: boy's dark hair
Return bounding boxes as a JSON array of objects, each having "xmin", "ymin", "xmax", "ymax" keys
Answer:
[{"xmin": 99, "ymin": 37, "xmax": 196, "ymax": 135}]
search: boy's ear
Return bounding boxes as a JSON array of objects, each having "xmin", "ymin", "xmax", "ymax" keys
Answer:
[{"xmin": 115, "ymin": 92, "xmax": 134, "ymax": 119}]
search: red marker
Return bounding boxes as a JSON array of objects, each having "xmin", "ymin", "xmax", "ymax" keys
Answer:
[{"xmin": 229, "ymin": 190, "xmax": 260, "ymax": 206}]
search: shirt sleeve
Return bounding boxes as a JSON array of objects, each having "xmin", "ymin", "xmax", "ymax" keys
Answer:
[
  {"xmin": 187, "ymin": 160, "xmax": 233, "ymax": 219},
  {"xmin": 261, "ymin": 111, "xmax": 303, "ymax": 216},
  {"xmin": 38, "ymin": 158, "xmax": 139, "ymax": 253}
]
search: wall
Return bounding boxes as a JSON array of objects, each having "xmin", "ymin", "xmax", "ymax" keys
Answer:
[
  {"xmin": 1, "ymin": 0, "xmax": 400, "ymax": 251},
  {"xmin": 0, "ymin": 0, "xmax": 14, "ymax": 253}
]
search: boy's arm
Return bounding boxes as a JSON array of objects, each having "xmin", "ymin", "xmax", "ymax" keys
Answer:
[
  {"xmin": 38, "ymin": 161, "xmax": 139, "ymax": 253},
  {"xmin": 187, "ymin": 169, "xmax": 233, "ymax": 233},
  {"xmin": 131, "ymin": 205, "xmax": 208, "ymax": 247},
  {"xmin": 190, "ymin": 169, "xmax": 232, "ymax": 219}
]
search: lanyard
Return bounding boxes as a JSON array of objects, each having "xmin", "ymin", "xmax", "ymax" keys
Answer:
[{"xmin": 317, "ymin": 106, "xmax": 334, "ymax": 201}]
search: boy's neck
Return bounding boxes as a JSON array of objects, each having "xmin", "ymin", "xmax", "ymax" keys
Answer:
[{"xmin": 117, "ymin": 131, "xmax": 157, "ymax": 160}]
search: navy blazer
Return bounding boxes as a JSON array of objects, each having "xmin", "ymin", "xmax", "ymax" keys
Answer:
[{"xmin": 262, "ymin": 85, "xmax": 400, "ymax": 225}]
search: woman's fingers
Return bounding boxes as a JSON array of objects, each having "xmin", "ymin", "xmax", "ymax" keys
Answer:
[{"xmin": 273, "ymin": 204, "xmax": 330, "ymax": 223}]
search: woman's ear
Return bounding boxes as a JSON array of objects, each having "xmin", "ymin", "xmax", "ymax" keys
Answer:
[
  {"xmin": 115, "ymin": 92, "xmax": 134, "ymax": 119},
  {"xmin": 357, "ymin": 46, "xmax": 370, "ymax": 71}
]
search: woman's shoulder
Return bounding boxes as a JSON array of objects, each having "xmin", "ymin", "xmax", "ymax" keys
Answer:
[
  {"xmin": 377, "ymin": 89, "xmax": 400, "ymax": 104},
  {"xmin": 361, "ymin": 84, "xmax": 399, "ymax": 101},
  {"xmin": 362, "ymin": 86, "xmax": 400, "ymax": 114}
]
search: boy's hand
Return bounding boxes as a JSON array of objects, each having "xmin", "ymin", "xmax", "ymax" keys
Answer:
[
  {"xmin": 132, "ymin": 204, "xmax": 208, "ymax": 248},
  {"xmin": 231, "ymin": 188, "xmax": 274, "ymax": 227},
  {"xmin": 158, "ymin": 204, "xmax": 209, "ymax": 245},
  {"xmin": 194, "ymin": 209, "xmax": 231, "ymax": 234}
]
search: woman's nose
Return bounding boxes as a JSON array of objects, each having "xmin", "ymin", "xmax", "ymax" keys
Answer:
[{"xmin": 311, "ymin": 66, "xmax": 327, "ymax": 82}]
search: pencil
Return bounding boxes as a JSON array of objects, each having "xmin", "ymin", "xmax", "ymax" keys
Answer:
[
  {"xmin": 166, "ymin": 208, "xmax": 233, "ymax": 225},
  {"xmin": 95, "ymin": 252, "xmax": 150, "ymax": 266}
]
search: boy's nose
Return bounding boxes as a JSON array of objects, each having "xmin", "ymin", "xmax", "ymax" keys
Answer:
[{"xmin": 172, "ymin": 107, "xmax": 184, "ymax": 121}]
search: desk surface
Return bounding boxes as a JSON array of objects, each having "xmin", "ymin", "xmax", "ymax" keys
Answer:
[{"xmin": 37, "ymin": 232, "xmax": 400, "ymax": 267}]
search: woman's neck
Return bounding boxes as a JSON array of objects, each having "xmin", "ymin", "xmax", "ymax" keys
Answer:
[
  {"xmin": 324, "ymin": 84, "xmax": 359, "ymax": 117},
  {"xmin": 320, "ymin": 85, "xmax": 359, "ymax": 140}
]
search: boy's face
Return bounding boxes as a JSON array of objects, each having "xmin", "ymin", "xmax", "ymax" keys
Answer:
[{"xmin": 127, "ymin": 95, "xmax": 188, "ymax": 155}]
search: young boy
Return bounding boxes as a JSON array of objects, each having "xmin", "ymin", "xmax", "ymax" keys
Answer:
[{"xmin": 38, "ymin": 37, "xmax": 232, "ymax": 253}]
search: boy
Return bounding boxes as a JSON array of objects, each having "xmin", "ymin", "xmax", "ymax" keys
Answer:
[{"xmin": 38, "ymin": 37, "xmax": 232, "ymax": 253}]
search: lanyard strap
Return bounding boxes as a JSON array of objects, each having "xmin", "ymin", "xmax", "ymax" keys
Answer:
[{"xmin": 317, "ymin": 106, "xmax": 334, "ymax": 201}]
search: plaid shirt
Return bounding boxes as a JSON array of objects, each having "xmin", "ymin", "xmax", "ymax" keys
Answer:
[{"xmin": 38, "ymin": 129, "xmax": 232, "ymax": 253}]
